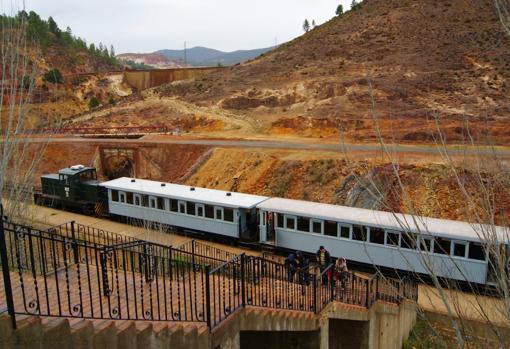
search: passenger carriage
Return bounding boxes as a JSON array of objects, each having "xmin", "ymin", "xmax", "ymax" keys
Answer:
[
  {"xmin": 258, "ymin": 198, "xmax": 508, "ymax": 285},
  {"xmin": 100, "ymin": 177, "xmax": 268, "ymax": 240}
]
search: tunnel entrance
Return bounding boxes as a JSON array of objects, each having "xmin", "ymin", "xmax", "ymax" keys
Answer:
[
  {"xmin": 328, "ymin": 319, "xmax": 369, "ymax": 349},
  {"xmin": 100, "ymin": 147, "xmax": 136, "ymax": 179}
]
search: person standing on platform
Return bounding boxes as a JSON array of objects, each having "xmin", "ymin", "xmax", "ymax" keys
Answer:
[{"xmin": 316, "ymin": 246, "xmax": 331, "ymax": 284}]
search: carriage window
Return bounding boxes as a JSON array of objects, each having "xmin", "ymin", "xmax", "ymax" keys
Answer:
[
  {"xmin": 277, "ymin": 214, "xmax": 284, "ymax": 228},
  {"xmin": 224, "ymin": 208, "xmax": 234, "ymax": 222},
  {"xmin": 196, "ymin": 204, "xmax": 204, "ymax": 217},
  {"xmin": 119, "ymin": 192, "xmax": 126, "ymax": 203},
  {"xmin": 352, "ymin": 225, "xmax": 367, "ymax": 241},
  {"xmin": 453, "ymin": 242, "xmax": 467, "ymax": 258},
  {"xmin": 134, "ymin": 195, "xmax": 141, "ymax": 206},
  {"xmin": 179, "ymin": 201, "xmax": 186, "ymax": 214},
  {"xmin": 205, "ymin": 205, "xmax": 214, "ymax": 218},
  {"xmin": 297, "ymin": 217, "xmax": 310, "ymax": 232},
  {"xmin": 215, "ymin": 207, "xmax": 223, "ymax": 220},
  {"xmin": 142, "ymin": 195, "xmax": 149, "ymax": 207},
  {"xmin": 170, "ymin": 199, "xmax": 178, "ymax": 212},
  {"xmin": 369, "ymin": 227, "xmax": 385, "ymax": 244},
  {"xmin": 419, "ymin": 237, "xmax": 432, "ymax": 252},
  {"xmin": 312, "ymin": 220, "xmax": 322, "ymax": 234},
  {"xmin": 340, "ymin": 225, "xmax": 351, "ymax": 239},
  {"xmin": 434, "ymin": 238, "xmax": 451, "ymax": 255},
  {"xmin": 149, "ymin": 197, "xmax": 157, "ymax": 208},
  {"xmin": 401, "ymin": 233, "xmax": 416, "ymax": 249},
  {"xmin": 286, "ymin": 216, "xmax": 296, "ymax": 230},
  {"xmin": 187, "ymin": 202, "xmax": 196, "ymax": 215},
  {"xmin": 325, "ymin": 221, "xmax": 338, "ymax": 237},
  {"xmin": 468, "ymin": 242, "xmax": 486, "ymax": 261},
  {"xmin": 386, "ymin": 231, "xmax": 400, "ymax": 246},
  {"xmin": 60, "ymin": 174, "xmax": 69, "ymax": 185},
  {"xmin": 126, "ymin": 192, "xmax": 133, "ymax": 205},
  {"xmin": 111, "ymin": 190, "xmax": 119, "ymax": 202},
  {"xmin": 157, "ymin": 197, "xmax": 165, "ymax": 210}
]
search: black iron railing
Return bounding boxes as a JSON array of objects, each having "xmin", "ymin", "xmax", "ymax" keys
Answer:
[
  {"xmin": 0, "ymin": 210, "xmax": 418, "ymax": 331},
  {"xmin": 244, "ymin": 256, "xmax": 315, "ymax": 312},
  {"xmin": 176, "ymin": 239, "xmax": 238, "ymax": 269}
]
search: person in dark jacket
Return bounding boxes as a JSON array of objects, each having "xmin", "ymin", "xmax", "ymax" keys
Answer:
[
  {"xmin": 284, "ymin": 252, "xmax": 299, "ymax": 283},
  {"xmin": 296, "ymin": 251, "xmax": 309, "ymax": 285},
  {"xmin": 316, "ymin": 246, "xmax": 331, "ymax": 284}
]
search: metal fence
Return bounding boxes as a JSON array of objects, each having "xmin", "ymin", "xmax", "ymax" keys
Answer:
[{"xmin": 0, "ymin": 209, "xmax": 418, "ymax": 331}]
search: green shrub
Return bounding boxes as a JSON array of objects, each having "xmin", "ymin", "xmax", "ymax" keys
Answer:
[
  {"xmin": 43, "ymin": 68, "xmax": 63, "ymax": 84},
  {"xmin": 88, "ymin": 96, "xmax": 100, "ymax": 109}
]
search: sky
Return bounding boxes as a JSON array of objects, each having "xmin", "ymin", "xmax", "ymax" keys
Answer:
[{"xmin": 16, "ymin": 0, "xmax": 352, "ymax": 54}]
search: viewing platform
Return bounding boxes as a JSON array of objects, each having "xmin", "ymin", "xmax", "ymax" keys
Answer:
[{"xmin": 0, "ymin": 215, "xmax": 418, "ymax": 348}]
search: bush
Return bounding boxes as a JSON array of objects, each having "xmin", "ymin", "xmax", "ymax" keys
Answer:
[
  {"xmin": 43, "ymin": 68, "xmax": 63, "ymax": 84},
  {"xmin": 336, "ymin": 4, "xmax": 344, "ymax": 16},
  {"xmin": 88, "ymin": 96, "xmax": 100, "ymax": 109}
]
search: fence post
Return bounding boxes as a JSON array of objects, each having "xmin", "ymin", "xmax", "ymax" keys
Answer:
[
  {"xmin": 191, "ymin": 240, "xmax": 196, "ymax": 268},
  {"xmin": 375, "ymin": 275, "xmax": 379, "ymax": 301},
  {"xmin": 330, "ymin": 272, "xmax": 335, "ymax": 302},
  {"xmin": 313, "ymin": 274, "xmax": 317, "ymax": 313},
  {"xmin": 205, "ymin": 265, "xmax": 212, "ymax": 330},
  {"xmin": 366, "ymin": 279, "xmax": 370, "ymax": 308},
  {"xmin": 100, "ymin": 249, "xmax": 110, "ymax": 296},
  {"xmin": 0, "ymin": 205, "xmax": 16, "ymax": 329},
  {"xmin": 240, "ymin": 254, "xmax": 246, "ymax": 307},
  {"xmin": 70, "ymin": 221, "xmax": 79, "ymax": 265}
]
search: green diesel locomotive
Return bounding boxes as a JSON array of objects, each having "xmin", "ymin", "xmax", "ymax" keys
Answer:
[{"xmin": 34, "ymin": 165, "xmax": 108, "ymax": 215}]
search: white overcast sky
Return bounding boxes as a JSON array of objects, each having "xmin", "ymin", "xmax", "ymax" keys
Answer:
[{"xmin": 16, "ymin": 0, "xmax": 351, "ymax": 53}]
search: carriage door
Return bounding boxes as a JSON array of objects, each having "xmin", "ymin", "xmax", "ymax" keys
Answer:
[{"xmin": 259, "ymin": 210, "xmax": 267, "ymax": 243}]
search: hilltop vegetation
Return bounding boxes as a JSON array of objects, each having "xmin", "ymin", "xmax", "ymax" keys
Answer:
[{"xmin": 0, "ymin": 10, "xmax": 120, "ymax": 76}]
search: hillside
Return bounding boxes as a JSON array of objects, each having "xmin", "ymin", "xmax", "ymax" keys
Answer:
[
  {"xmin": 0, "ymin": 11, "xmax": 130, "ymax": 128},
  {"xmin": 152, "ymin": 0, "xmax": 510, "ymax": 144},
  {"xmin": 156, "ymin": 46, "xmax": 275, "ymax": 67},
  {"xmin": 117, "ymin": 53, "xmax": 184, "ymax": 69}
]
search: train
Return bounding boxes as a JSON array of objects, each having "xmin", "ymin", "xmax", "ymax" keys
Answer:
[{"xmin": 34, "ymin": 165, "xmax": 509, "ymax": 286}]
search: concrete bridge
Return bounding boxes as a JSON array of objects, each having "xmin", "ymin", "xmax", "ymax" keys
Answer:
[{"xmin": 122, "ymin": 66, "xmax": 226, "ymax": 90}]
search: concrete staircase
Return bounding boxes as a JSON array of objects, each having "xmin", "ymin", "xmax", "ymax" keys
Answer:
[{"xmin": 0, "ymin": 314, "xmax": 209, "ymax": 349}]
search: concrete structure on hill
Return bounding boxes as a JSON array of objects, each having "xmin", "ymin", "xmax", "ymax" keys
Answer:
[{"xmin": 123, "ymin": 67, "xmax": 225, "ymax": 90}]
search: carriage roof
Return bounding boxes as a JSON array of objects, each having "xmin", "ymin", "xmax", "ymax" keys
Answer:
[
  {"xmin": 101, "ymin": 177, "xmax": 269, "ymax": 209},
  {"xmin": 257, "ymin": 197, "xmax": 509, "ymax": 244}
]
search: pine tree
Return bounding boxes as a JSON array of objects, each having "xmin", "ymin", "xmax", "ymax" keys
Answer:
[
  {"xmin": 351, "ymin": 0, "xmax": 359, "ymax": 10},
  {"xmin": 336, "ymin": 4, "xmax": 344, "ymax": 16},
  {"xmin": 110, "ymin": 45, "xmax": 115, "ymax": 58},
  {"xmin": 303, "ymin": 19, "xmax": 310, "ymax": 33},
  {"xmin": 48, "ymin": 16, "xmax": 58, "ymax": 34},
  {"xmin": 312, "ymin": 20, "xmax": 316, "ymax": 28}
]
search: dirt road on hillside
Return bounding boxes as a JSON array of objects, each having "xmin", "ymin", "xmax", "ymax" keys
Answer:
[{"xmin": 7, "ymin": 136, "xmax": 510, "ymax": 158}]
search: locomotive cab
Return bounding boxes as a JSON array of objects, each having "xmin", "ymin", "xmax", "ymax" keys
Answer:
[{"xmin": 36, "ymin": 165, "xmax": 107, "ymax": 215}]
